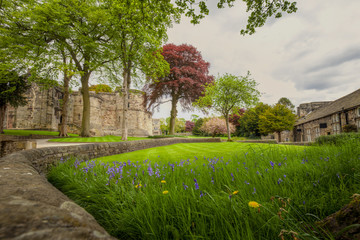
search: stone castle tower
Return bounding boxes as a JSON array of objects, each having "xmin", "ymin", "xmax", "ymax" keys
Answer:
[{"xmin": 5, "ymin": 84, "xmax": 155, "ymax": 136}]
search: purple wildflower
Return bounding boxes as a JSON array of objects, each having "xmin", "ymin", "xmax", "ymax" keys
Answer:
[
  {"xmin": 270, "ymin": 161, "xmax": 275, "ymax": 168},
  {"xmin": 252, "ymin": 187, "xmax": 256, "ymax": 194},
  {"xmin": 277, "ymin": 178, "xmax": 283, "ymax": 185},
  {"xmin": 231, "ymin": 173, "xmax": 234, "ymax": 181},
  {"xmin": 183, "ymin": 182, "xmax": 188, "ymax": 190},
  {"xmin": 147, "ymin": 165, "xmax": 153, "ymax": 176},
  {"xmin": 194, "ymin": 178, "xmax": 199, "ymax": 190}
]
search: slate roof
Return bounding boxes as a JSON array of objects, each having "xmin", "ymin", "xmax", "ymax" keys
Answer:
[{"xmin": 296, "ymin": 88, "xmax": 360, "ymax": 125}]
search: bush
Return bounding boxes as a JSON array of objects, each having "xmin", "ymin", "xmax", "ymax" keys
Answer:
[
  {"xmin": 200, "ymin": 117, "xmax": 235, "ymax": 137},
  {"xmin": 315, "ymin": 132, "xmax": 360, "ymax": 146},
  {"xmin": 192, "ymin": 118, "xmax": 204, "ymax": 136},
  {"xmin": 342, "ymin": 124, "xmax": 358, "ymax": 133}
]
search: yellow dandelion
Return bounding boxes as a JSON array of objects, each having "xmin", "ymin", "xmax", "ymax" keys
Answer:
[
  {"xmin": 248, "ymin": 201, "xmax": 260, "ymax": 208},
  {"xmin": 135, "ymin": 184, "xmax": 142, "ymax": 188},
  {"xmin": 232, "ymin": 190, "xmax": 239, "ymax": 195},
  {"xmin": 161, "ymin": 180, "xmax": 166, "ymax": 184},
  {"xmin": 162, "ymin": 190, "xmax": 169, "ymax": 195}
]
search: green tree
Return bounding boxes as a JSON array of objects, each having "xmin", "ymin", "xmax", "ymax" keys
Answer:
[
  {"xmin": 194, "ymin": 73, "xmax": 260, "ymax": 141},
  {"xmin": 277, "ymin": 97, "xmax": 295, "ymax": 112},
  {"xmin": 1, "ymin": 0, "xmax": 176, "ymax": 138},
  {"xmin": 192, "ymin": 118, "xmax": 204, "ymax": 136},
  {"xmin": 0, "ymin": 70, "xmax": 30, "ymax": 133},
  {"xmin": 258, "ymin": 104, "xmax": 296, "ymax": 142},
  {"xmin": 238, "ymin": 103, "xmax": 271, "ymax": 137}
]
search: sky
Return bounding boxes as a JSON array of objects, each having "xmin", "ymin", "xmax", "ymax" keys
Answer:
[{"xmin": 151, "ymin": 0, "xmax": 360, "ymax": 120}]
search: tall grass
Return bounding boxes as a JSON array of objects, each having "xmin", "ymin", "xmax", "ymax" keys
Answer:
[{"xmin": 48, "ymin": 141, "xmax": 360, "ymax": 239}]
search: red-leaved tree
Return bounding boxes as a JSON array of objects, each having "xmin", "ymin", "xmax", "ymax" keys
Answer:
[
  {"xmin": 200, "ymin": 118, "xmax": 235, "ymax": 137},
  {"xmin": 144, "ymin": 44, "xmax": 214, "ymax": 135},
  {"xmin": 229, "ymin": 108, "xmax": 245, "ymax": 128},
  {"xmin": 185, "ymin": 120, "xmax": 195, "ymax": 132}
]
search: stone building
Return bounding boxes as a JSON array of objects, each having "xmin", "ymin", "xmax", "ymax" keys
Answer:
[
  {"xmin": 277, "ymin": 89, "xmax": 360, "ymax": 142},
  {"xmin": 5, "ymin": 84, "xmax": 158, "ymax": 136}
]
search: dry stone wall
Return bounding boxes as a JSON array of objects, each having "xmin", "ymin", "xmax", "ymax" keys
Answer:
[{"xmin": 0, "ymin": 138, "xmax": 221, "ymax": 239}]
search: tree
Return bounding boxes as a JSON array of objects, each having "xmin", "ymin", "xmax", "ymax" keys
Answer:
[
  {"xmin": 0, "ymin": 71, "xmax": 30, "ymax": 133},
  {"xmin": 144, "ymin": 44, "xmax": 214, "ymax": 135},
  {"xmin": 229, "ymin": 108, "xmax": 245, "ymax": 136},
  {"xmin": 1, "ymin": 0, "xmax": 175, "ymax": 138},
  {"xmin": 194, "ymin": 72, "xmax": 260, "ymax": 141},
  {"xmin": 185, "ymin": 120, "xmax": 195, "ymax": 132},
  {"xmin": 238, "ymin": 103, "xmax": 271, "ymax": 137},
  {"xmin": 258, "ymin": 104, "xmax": 296, "ymax": 142},
  {"xmin": 192, "ymin": 118, "xmax": 204, "ymax": 136},
  {"xmin": 200, "ymin": 117, "xmax": 235, "ymax": 137},
  {"xmin": 277, "ymin": 97, "xmax": 295, "ymax": 112}
]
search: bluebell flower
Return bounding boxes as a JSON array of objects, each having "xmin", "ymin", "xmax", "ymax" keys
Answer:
[
  {"xmin": 277, "ymin": 178, "xmax": 283, "ymax": 185},
  {"xmin": 183, "ymin": 182, "xmax": 188, "ymax": 190},
  {"xmin": 194, "ymin": 178, "xmax": 199, "ymax": 190}
]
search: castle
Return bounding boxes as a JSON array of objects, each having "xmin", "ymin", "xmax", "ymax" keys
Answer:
[{"xmin": 5, "ymin": 84, "xmax": 159, "ymax": 136}]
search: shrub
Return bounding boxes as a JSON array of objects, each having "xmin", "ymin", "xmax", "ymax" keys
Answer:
[
  {"xmin": 192, "ymin": 118, "xmax": 204, "ymax": 136},
  {"xmin": 89, "ymin": 84, "xmax": 112, "ymax": 93},
  {"xmin": 342, "ymin": 124, "xmax": 358, "ymax": 133},
  {"xmin": 200, "ymin": 117, "xmax": 235, "ymax": 137},
  {"xmin": 315, "ymin": 132, "xmax": 360, "ymax": 145}
]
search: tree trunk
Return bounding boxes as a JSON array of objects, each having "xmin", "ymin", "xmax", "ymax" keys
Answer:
[
  {"xmin": 225, "ymin": 113, "xmax": 231, "ymax": 141},
  {"xmin": 80, "ymin": 72, "xmax": 91, "ymax": 137},
  {"xmin": 121, "ymin": 68, "xmax": 130, "ymax": 141},
  {"xmin": 169, "ymin": 93, "xmax": 178, "ymax": 135},
  {"xmin": 0, "ymin": 104, "xmax": 7, "ymax": 134},
  {"xmin": 277, "ymin": 131, "xmax": 281, "ymax": 143},
  {"xmin": 59, "ymin": 68, "xmax": 71, "ymax": 137}
]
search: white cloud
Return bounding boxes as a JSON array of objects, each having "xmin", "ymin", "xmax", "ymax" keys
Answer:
[{"xmin": 153, "ymin": 0, "xmax": 360, "ymax": 120}]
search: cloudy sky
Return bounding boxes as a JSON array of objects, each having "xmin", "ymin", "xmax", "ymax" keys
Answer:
[{"xmin": 152, "ymin": 0, "xmax": 360, "ymax": 120}]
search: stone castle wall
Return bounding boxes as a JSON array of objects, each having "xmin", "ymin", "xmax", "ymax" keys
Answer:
[
  {"xmin": 297, "ymin": 101, "xmax": 332, "ymax": 118},
  {"xmin": 5, "ymin": 85, "xmax": 154, "ymax": 136}
]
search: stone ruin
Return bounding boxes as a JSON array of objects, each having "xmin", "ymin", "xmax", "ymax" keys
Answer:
[{"xmin": 4, "ymin": 84, "xmax": 158, "ymax": 136}]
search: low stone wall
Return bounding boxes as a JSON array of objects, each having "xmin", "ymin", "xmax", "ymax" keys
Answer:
[{"xmin": 0, "ymin": 137, "xmax": 221, "ymax": 239}]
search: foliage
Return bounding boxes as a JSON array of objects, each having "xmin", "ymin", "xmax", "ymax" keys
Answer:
[
  {"xmin": 315, "ymin": 132, "xmax": 360, "ymax": 146},
  {"xmin": 144, "ymin": 43, "xmax": 214, "ymax": 135},
  {"xmin": 89, "ymin": 84, "xmax": 113, "ymax": 93},
  {"xmin": 173, "ymin": 0, "xmax": 297, "ymax": 35},
  {"xmin": 258, "ymin": 104, "xmax": 296, "ymax": 142},
  {"xmin": 0, "ymin": 71, "xmax": 29, "ymax": 108},
  {"xmin": 0, "ymin": 70, "xmax": 30, "ymax": 133},
  {"xmin": 342, "ymin": 124, "xmax": 358, "ymax": 133},
  {"xmin": 185, "ymin": 120, "xmax": 195, "ymax": 132},
  {"xmin": 194, "ymin": 72, "xmax": 260, "ymax": 140},
  {"xmin": 200, "ymin": 117, "xmax": 235, "ymax": 137},
  {"xmin": 229, "ymin": 108, "xmax": 245, "ymax": 136},
  {"xmin": 277, "ymin": 97, "xmax": 295, "ymax": 112},
  {"xmin": 192, "ymin": 118, "xmax": 204, "ymax": 136},
  {"xmin": 238, "ymin": 103, "xmax": 271, "ymax": 137},
  {"xmin": 48, "ymin": 141, "xmax": 360, "ymax": 239}
]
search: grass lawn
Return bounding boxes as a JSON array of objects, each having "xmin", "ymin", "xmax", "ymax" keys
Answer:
[
  {"xmin": 48, "ymin": 141, "xmax": 360, "ymax": 239},
  {"xmin": 96, "ymin": 142, "xmax": 294, "ymax": 164},
  {"xmin": 3, "ymin": 129, "xmax": 78, "ymax": 136},
  {"xmin": 48, "ymin": 135, "xmax": 149, "ymax": 142}
]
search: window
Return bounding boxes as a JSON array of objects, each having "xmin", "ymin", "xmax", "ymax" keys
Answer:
[
  {"xmin": 332, "ymin": 123, "xmax": 340, "ymax": 134},
  {"xmin": 306, "ymin": 129, "xmax": 311, "ymax": 142},
  {"xmin": 357, "ymin": 107, "xmax": 360, "ymax": 117},
  {"xmin": 357, "ymin": 120, "xmax": 360, "ymax": 129},
  {"xmin": 332, "ymin": 114, "xmax": 339, "ymax": 123},
  {"xmin": 315, "ymin": 127, "xmax": 320, "ymax": 138}
]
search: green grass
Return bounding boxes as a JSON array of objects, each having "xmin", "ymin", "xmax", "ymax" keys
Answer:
[
  {"xmin": 2, "ymin": 129, "xmax": 78, "ymax": 136},
  {"xmin": 48, "ymin": 141, "xmax": 360, "ymax": 239},
  {"xmin": 49, "ymin": 135, "xmax": 149, "ymax": 142}
]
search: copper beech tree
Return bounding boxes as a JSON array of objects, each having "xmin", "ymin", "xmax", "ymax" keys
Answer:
[{"xmin": 144, "ymin": 44, "xmax": 214, "ymax": 135}]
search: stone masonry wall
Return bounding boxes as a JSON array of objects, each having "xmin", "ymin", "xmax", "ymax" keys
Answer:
[
  {"xmin": 0, "ymin": 138, "xmax": 221, "ymax": 239},
  {"xmin": 6, "ymin": 84, "xmax": 154, "ymax": 137}
]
